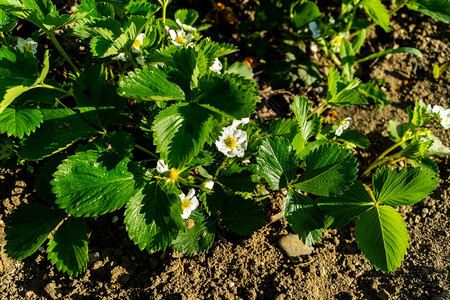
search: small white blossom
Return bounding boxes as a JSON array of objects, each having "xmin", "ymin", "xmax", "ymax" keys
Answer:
[
  {"xmin": 176, "ymin": 18, "xmax": 196, "ymax": 32},
  {"xmin": 210, "ymin": 57, "xmax": 222, "ymax": 74},
  {"xmin": 179, "ymin": 188, "xmax": 199, "ymax": 219},
  {"xmin": 17, "ymin": 37, "xmax": 38, "ymax": 54},
  {"xmin": 335, "ymin": 117, "xmax": 351, "ymax": 136},
  {"xmin": 310, "ymin": 42, "xmax": 318, "ymax": 53},
  {"xmin": 204, "ymin": 180, "xmax": 214, "ymax": 190},
  {"xmin": 132, "ymin": 33, "xmax": 145, "ymax": 53},
  {"xmin": 309, "ymin": 22, "xmax": 320, "ymax": 38},
  {"xmin": 136, "ymin": 55, "xmax": 146, "ymax": 66},
  {"xmin": 112, "ymin": 52, "xmax": 127, "ymax": 61},
  {"xmin": 215, "ymin": 120, "xmax": 248, "ymax": 158},
  {"xmin": 156, "ymin": 159, "xmax": 180, "ymax": 182},
  {"xmin": 331, "ymin": 32, "xmax": 349, "ymax": 53},
  {"xmin": 156, "ymin": 159, "xmax": 169, "ymax": 174},
  {"xmin": 169, "ymin": 29, "xmax": 194, "ymax": 47},
  {"xmin": 439, "ymin": 108, "xmax": 450, "ymax": 129}
]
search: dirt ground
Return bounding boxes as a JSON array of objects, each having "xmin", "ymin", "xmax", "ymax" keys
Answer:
[{"xmin": 1, "ymin": 5, "xmax": 449, "ymax": 300}]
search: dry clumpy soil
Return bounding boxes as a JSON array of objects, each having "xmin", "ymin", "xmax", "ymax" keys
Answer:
[{"xmin": 1, "ymin": 8, "xmax": 450, "ymax": 300}]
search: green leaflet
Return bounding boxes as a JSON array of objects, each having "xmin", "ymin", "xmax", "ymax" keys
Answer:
[
  {"xmin": 355, "ymin": 206, "xmax": 409, "ymax": 272},
  {"xmin": 197, "ymin": 38, "xmax": 238, "ymax": 67},
  {"xmin": 52, "ymin": 151, "xmax": 146, "ymax": 217},
  {"xmin": 406, "ymin": 0, "xmax": 450, "ymax": 23},
  {"xmin": 174, "ymin": 8, "xmax": 198, "ymax": 25},
  {"xmin": 124, "ymin": 181, "xmax": 184, "ymax": 252},
  {"xmin": 360, "ymin": 0, "xmax": 391, "ymax": 32},
  {"xmin": 0, "ymin": 8, "xmax": 17, "ymax": 32},
  {"xmin": 268, "ymin": 118, "xmax": 300, "ymax": 142},
  {"xmin": 47, "ymin": 217, "xmax": 89, "ymax": 277},
  {"xmin": 171, "ymin": 209, "xmax": 216, "ymax": 255},
  {"xmin": 5, "ymin": 202, "xmax": 65, "ymax": 260},
  {"xmin": 283, "ymin": 189, "xmax": 324, "ymax": 246},
  {"xmin": 356, "ymin": 47, "xmax": 422, "ymax": 64},
  {"xmin": 256, "ymin": 137, "xmax": 297, "ymax": 190},
  {"xmin": 293, "ymin": 143, "xmax": 358, "ymax": 197},
  {"xmin": 0, "ymin": 106, "xmax": 42, "ymax": 138},
  {"xmin": 326, "ymin": 67, "xmax": 366, "ymax": 107},
  {"xmin": 339, "ymin": 38, "xmax": 355, "ymax": 81},
  {"xmin": 217, "ymin": 164, "xmax": 259, "ymax": 193},
  {"xmin": 291, "ymin": 96, "xmax": 320, "ymax": 143},
  {"xmin": 18, "ymin": 108, "xmax": 99, "ymax": 161},
  {"xmin": 373, "ymin": 167, "xmax": 438, "ymax": 206},
  {"xmin": 152, "ymin": 102, "xmax": 213, "ymax": 168}
]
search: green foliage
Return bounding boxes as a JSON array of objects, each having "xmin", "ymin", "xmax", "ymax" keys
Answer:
[
  {"xmin": 227, "ymin": 61, "xmax": 254, "ymax": 80},
  {"xmin": 5, "ymin": 202, "xmax": 65, "ymax": 260},
  {"xmin": 355, "ymin": 206, "xmax": 409, "ymax": 272},
  {"xmin": 356, "ymin": 47, "xmax": 422, "ymax": 64},
  {"xmin": 292, "ymin": 2, "xmax": 320, "ymax": 29},
  {"xmin": 47, "ymin": 217, "xmax": 89, "ymax": 276},
  {"xmin": 326, "ymin": 67, "xmax": 366, "ymax": 107},
  {"xmin": 339, "ymin": 39, "xmax": 355, "ymax": 80},
  {"xmin": 0, "ymin": 107, "xmax": 42, "ymax": 138},
  {"xmin": 217, "ymin": 164, "xmax": 259, "ymax": 193},
  {"xmin": 174, "ymin": 8, "xmax": 198, "ymax": 25},
  {"xmin": 406, "ymin": 0, "xmax": 450, "ymax": 23},
  {"xmin": 0, "ymin": 8, "xmax": 17, "ymax": 32},
  {"xmin": 268, "ymin": 118, "xmax": 299, "ymax": 142},
  {"xmin": 360, "ymin": 0, "xmax": 391, "ymax": 32}
]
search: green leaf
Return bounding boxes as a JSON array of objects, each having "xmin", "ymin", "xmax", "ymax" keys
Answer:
[
  {"xmin": 5, "ymin": 202, "xmax": 65, "ymax": 260},
  {"xmin": 197, "ymin": 73, "xmax": 259, "ymax": 119},
  {"xmin": 221, "ymin": 193, "xmax": 266, "ymax": 235},
  {"xmin": 356, "ymin": 47, "xmax": 422, "ymax": 64},
  {"xmin": 217, "ymin": 164, "xmax": 258, "ymax": 193},
  {"xmin": 124, "ymin": 181, "xmax": 184, "ymax": 252},
  {"xmin": 373, "ymin": 167, "xmax": 438, "ymax": 206},
  {"xmin": 0, "ymin": 8, "xmax": 17, "ymax": 32},
  {"xmin": 227, "ymin": 61, "xmax": 254, "ymax": 80},
  {"xmin": 283, "ymin": 189, "xmax": 324, "ymax": 246},
  {"xmin": 329, "ymin": 88, "xmax": 367, "ymax": 107},
  {"xmin": 47, "ymin": 217, "xmax": 89, "ymax": 276},
  {"xmin": 256, "ymin": 137, "xmax": 297, "ymax": 190},
  {"xmin": 316, "ymin": 181, "xmax": 373, "ymax": 228},
  {"xmin": 337, "ymin": 129, "xmax": 370, "ymax": 149},
  {"xmin": 326, "ymin": 67, "xmax": 366, "ymax": 107},
  {"xmin": 152, "ymin": 102, "xmax": 213, "ymax": 168},
  {"xmin": 352, "ymin": 29, "xmax": 366, "ymax": 53},
  {"xmin": 360, "ymin": 0, "xmax": 391, "ymax": 32},
  {"xmin": 35, "ymin": 153, "xmax": 65, "ymax": 206},
  {"xmin": 18, "ymin": 108, "xmax": 99, "ymax": 161},
  {"xmin": 410, "ymin": 157, "xmax": 439, "ymax": 175},
  {"xmin": 174, "ymin": 8, "xmax": 198, "ymax": 25},
  {"xmin": 268, "ymin": 118, "xmax": 299, "ymax": 142},
  {"xmin": 292, "ymin": 2, "xmax": 321, "ymax": 28},
  {"xmin": 77, "ymin": 0, "xmax": 115, "ymax": 19},
  {"xmin": 387, "ymin": 120, "xmax": 407, "ymax": 142},
  {"xmin": 424, "ymin": 134, "xmax": 450, "ymax": 156},
  {"xmin": 406, "ymin": 0, "xmax": 450, "ymax": 23},
  {"xmin": 171, "ymin": 209, "xmax": 216, "ymax": 255},
  {"xmin": 339, "ymin": 38, "xmax": 355, "ymax": 81},
  {"xmin": 197, "ymin": 38, "xmax": 238, "ymax": 67},
  {"xmin": 0, "ymin": 107, "xmax": 42, "ymax": 138},
  {"xmin": 358, "ymin": 83, "xmax": 390, "ymax": 108},
  {"xmin": 119, "ymin": 65, "xmax": 185, "ymax": 101},
  {"xmin": 77, "ymin": 130, "xmax": 135, "ymax": 158},
  {"xmin": 293, "ymin": 143, "xmax": 358, "ymax": 197},
  {"xmin": 355, "ymin": 206, "xmax": 409, "ymax": 272},
  {"xmin": 291, "ymin": 96, "xmax": 319, "ymax": 140},
  {"xmin": 0, "ymin": 82, "xmax": 37, "ymax": 114},
  {"xmin": 74, "ymin": 65, "xmax": 126, "ymax": 129},
  {"xmin": 52, "ymin": 151, "xmax": 146, "ymax": 217}
]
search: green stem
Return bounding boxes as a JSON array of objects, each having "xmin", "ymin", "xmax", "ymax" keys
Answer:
[
  {"xmin": 48, "ymin": 32, "xmax": 81, "ymax": 76},
  {"xmin": 135, "ymin": 144, "xmax": 159, "ymax": 159},
  {"xmin": 40, "ymin": 83, "xmax": 74, "ymax": 97},
  {"xmin": 361, "ymin": 151, "xmax": 402, "ymax": 177},
  {"xmin": 308, "ymin": 102, "xmax": 329, "ymax": 119},
  {"xmin": 345, "ymin": 0, "xmax": 360, "ymax": 33},
  {"xmin": 0, "ymin": 32, "xmax": 10, "ymax": 47}
]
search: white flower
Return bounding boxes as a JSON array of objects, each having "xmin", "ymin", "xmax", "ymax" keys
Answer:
[
  {"xmin": 309, "ymin": 22, "xmax": 320, "ymax": 39},
  {"xmin": 310, "ymin": 42, "xmax": 318, "ymax": 53},
  {"xmin": 439, "ymin": 108, "xmax": 450, "ymax": 129},
  {"xmin": 179, "ymin": 188, "xmax": 199, "ymax": 219},
  {"xmin": 156, "ymin": 159, "xmax": 180, "ymax": 182},
  {"xmin": 335, "ymin": 117, "xmax": 351, "ymax": 136},
  {"xmin": 176, "ymin": 19, "xmax": 196, "ymax": 32},
  {"xmin": 210, "ymin": 57, "xmax": 222, "ymax": 74},
  {"xmin": 432, "ymin": 105, "xmax": 445, "ymax": 115},
  {"xmin": 169, "ymin": 29, "xmax": 194, "ymax": 47},
  {"xmin": 136, "ymin": 55, "xmax": 146, "ymax": 66},
  {"xmin": 331, "ymin": 32, "xmax": 349, "ymax": 53},
  {"xmin": 112, "ymin": 53, "xmax": 127, "ymax": 61},
  {"xmin": 231, "ymin": 118, "xmax": 250, "ymax": 129},
  {"xmin": 132, "ymin": 33, "xmax": 145, "ymax": 53},
  {"xmin": 17, "ymin": 37, "xmax": 38, "ymax": 54},
  {"xmin": 204, "ymin": 180, "xmax": 214, "ymax": 190},
  {"xmin": 215, "ymin": 121, "xmax": 248, "ymax": 158}
]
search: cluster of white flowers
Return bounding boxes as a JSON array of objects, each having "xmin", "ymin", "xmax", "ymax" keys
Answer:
[
  {"xmin": 331, "ymin": 32, "xmax": 349, "ymax": 53},
  {"xmin": 426, "ymin": 104, "xmax": 450, "ymax": 129},
  {"xmin": 215, "ymin": 118, "xmax": 249, "ymax": 158},
  {"xmin": 335, "ymin": 117, "xmax": 351, "ymax": 136},
  {"xmin": 179, "ymin": 188, "xmax": 199, "ymax": 219},
  {"xmin": 309, "ymin": 22, "xmax": 321, "ymax": 39},
  {"xmin": 17, "ymin": 37, "xmax": 38, "ymax": 54},
  {"xmin": 210, "ymin": 57, "xmax": 222, "ymax": 73}
]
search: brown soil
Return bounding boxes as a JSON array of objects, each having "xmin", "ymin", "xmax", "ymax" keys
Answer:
[{"xmin": 1, "ymin": 6, "xmax": 449, "ymax": 300}]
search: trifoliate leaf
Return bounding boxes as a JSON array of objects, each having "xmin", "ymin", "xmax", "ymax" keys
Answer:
[
  {"xmin": 52, "ymin": 151, "xmax": 146, "ymax": 217},
  {"xmin": 406, "ymin": 0, "xmax": 450, "ymax": 23},
  {"xmin": 326, "ymin": 67, "xmax": 366, "ymax": 107},
  {"xmin": 197, "ymin": 73, "xmax": 259, "ymax": 119},
  {"xmin": 340, "ymin": 38, "xmax": 355, "ymax": 81},
  {"xmin": 355, "ymin": 206, "xmax": 409, "ymax": 272},
  {"xmin": 268, "ymin": 118, "xmax": 300, "ymax": 142},
  {"xmin": 373, "ymin": 167, "xmax": 438, "ymax": 206},
  {"xmin": 218, "ymin": 164, "xmax": 259, "ymax": 193},
  {"xmin": 283, "ymin": 189, "xmax": 324, "ymax": 246},
  {"xmin": 35, "ymin": 153, "xmax": 66, "ymax": 206},
  {"xmin": 5, "ymin": 202, "xmax": 65, "ymax": 260},
  {"xmin": 329, "ymin": 89, "xmax": 367, "ymax": 107},
  {"xmin": 0, "ymin": 8, "xmax": 17, "ymax": 32},
  {"xmin": 360, "ymin": 0, "xmax": 391, "ymax": 32},
  {"xmin": 0, "ymin": 107, "xmax": 42, "ymax": 138},
  {"xmin": 74, "ymin": 65, "xmax": 126, "ymax": 129},
  {"xmin": 424, "ymin": 134, "xmax": 450, "ymax": 156},
  {"xmin": 47, "ymin": 217, "xmax": 88, "ymax": 276},
  {"xmin": 124, "ymin": 181, "xmax": 184, "ymax": 252},
  {"xmin": 171, "ymin": 209, "xmax": 216, "ymax": 255},
  {"xmin": 316, "ymin": 181, "xmax": 374, "ymax": 228},
  {"xmin": 358, "ymin": 83, "xmax": 390, "ymax": 108},
  {"xmin": 256, "ymin": 137, "xmax": 297, "ymax": 190},
  {"xmin": 174, "ymin": 8, "xmax": 198, "ymax": 25},
  {"xmin": 152, "ymin": 102, "xmax": 213, "ymax": 168},
  {"xmin": 18, "ymin": 108, "xmax": 99, "ymax": 161},
  {"xmin": 119, "ymin": 65, "xmax": 185, "ymax": 101},
  {"xmin": 293, "ymin": 143, "xmax": 358, "ymax": 197}
]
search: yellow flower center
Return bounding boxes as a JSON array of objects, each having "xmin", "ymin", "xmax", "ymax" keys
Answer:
[
  {"xmin": 182, "ymin": 198, "xmax": 191, "ymax": 210},
  {"xmin": 224, "ymin": 136, "xmax": 237, "ymax": 149},
  {"xmin": 167, "ymin": 168, "xmax": 179, "ymax": 181},
  {"xmin": 24, "ymin": 44, "xmax": 33, "ymax": 51},
  {"xmin": 175, "ymin": 36, "xmax": 186, "ymax": 44},
  {"xmin": 332, "ymin": 36, "xmax": 342, "ymax": 46},
  {"xmin": 133, "ymin": 39, "xmax": 142, "ymax": 49}
]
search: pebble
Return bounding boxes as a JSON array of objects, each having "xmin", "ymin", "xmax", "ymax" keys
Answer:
[
  {"xmin": 278, "ymin": 234, "xmax": 313, "ymax": 257},
  {"xmin": 421, "ymin": 208, "xmax": 429, "ymax": 218},
  {"xmin": 44, "ymin": 282, "xmax": 59, "ymax": 300},
  {"xmin": 112, "ymin": 216, "xmax": 119, "ymax": 223}
]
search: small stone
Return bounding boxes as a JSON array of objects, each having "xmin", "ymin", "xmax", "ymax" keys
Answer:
[
  {"xmin": 229, "ymin": 282, "xmax": 235, "ymax": 287},
  {"xmin": 421, "ymin": 207, "xmax": 429, "ymax": 218},
  {"xmin": 44, "ymin": 282, "xmax": 59, "ymax": 300},
  {"xmin": 111, "ymin": 216, "xmax": 119, "ymax": 223},
  {"xmin": 278, "ymin": 234, "xmax": 313, "ymax": 257}
]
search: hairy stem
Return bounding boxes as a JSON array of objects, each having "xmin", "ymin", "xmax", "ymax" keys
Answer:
[
  {"xmin": 40, "ymin": 83, "xmax": 75, "ymax": 98},
  {"xmin": 308, "ymin": 102, "xmax": 329, "ymax": 119}
]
